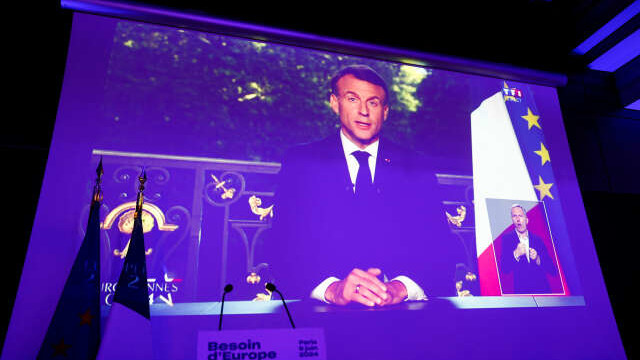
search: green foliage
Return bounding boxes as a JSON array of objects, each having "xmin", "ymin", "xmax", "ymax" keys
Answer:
[{"xmin": 103, "ymin": 22, "xmax": 465, "ymax": 162}]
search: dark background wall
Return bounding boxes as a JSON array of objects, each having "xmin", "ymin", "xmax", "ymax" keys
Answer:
[
  {"xmin": 559, "ymin": 69, "xmax": 639, "ymax": 360},
  {"xmin": 2, "ymin": 1, "xmax": 638, "ymax": 359}
]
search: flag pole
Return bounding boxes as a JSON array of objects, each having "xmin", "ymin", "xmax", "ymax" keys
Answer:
[{"xmin": 96, "ymin": 167, "xmax": 153, "ymax": 360}]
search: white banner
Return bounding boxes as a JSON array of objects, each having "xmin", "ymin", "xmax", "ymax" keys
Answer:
[{"xmin": 197, "ymin": 328, "xmax": 326, "ymax": 360}]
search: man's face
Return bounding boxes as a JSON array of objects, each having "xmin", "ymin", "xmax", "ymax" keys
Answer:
[
  {"xmin": 330, "ymin": 74, "xmax": 389, "ymax": 149},
  {"xmin": 511, "ymin": 206, "xmax": 528, "ymax": 234}
]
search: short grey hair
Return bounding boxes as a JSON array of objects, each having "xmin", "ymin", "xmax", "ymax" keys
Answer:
[{"xmin": 511, "ymin": 204, "xmax": 527, "ymax": 216}]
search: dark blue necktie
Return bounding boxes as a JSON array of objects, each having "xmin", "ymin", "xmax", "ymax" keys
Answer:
[{"xmin": 352, "ymin": 150, "xmax": 374, "ymax": 199}]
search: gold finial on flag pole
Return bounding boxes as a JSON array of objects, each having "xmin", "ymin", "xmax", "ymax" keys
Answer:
[
  {"xmin": 135, "ymin": 168, "xmax": 147, "ymax": 218},
  {"xmin": 93, "ymin": 157, "xmax": 104, "ymax": 202}
]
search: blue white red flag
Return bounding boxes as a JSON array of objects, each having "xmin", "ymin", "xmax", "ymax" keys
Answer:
[
  {"xmin": 96, "ymin": 172, "xmax": 152, "ymax": 360},
  {"xmin": 471, "ymin": 83, "xmax": 571, "ymax": 296}
]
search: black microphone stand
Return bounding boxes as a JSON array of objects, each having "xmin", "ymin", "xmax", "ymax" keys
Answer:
[
  {"xmin": 266, "ymin": 283, "xmax": 295, "ymax": 329},
  {"xmin": 218, "ymin": 284, "xmax": 233, "ymax": 331}
]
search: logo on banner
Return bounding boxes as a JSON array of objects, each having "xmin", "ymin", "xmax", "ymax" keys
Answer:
[
  {"xmin": 198, "ymin": 328, "xmax": 326, "ymax": 360},
  {"xmin": 207, "ymin": 340, "xmax": 276, "ymax": 360},
  {"xmin": 502, "ymin": 82, "xmax": 522, "ymax": 102},
  {"xmin": 101, "ymin": 272, "xmax": 182, "ymax": 306}
]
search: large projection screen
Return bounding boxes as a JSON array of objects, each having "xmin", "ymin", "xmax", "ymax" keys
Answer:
[{"xmin": 2, "ymin": 4, "xmax": 625, "ymax": 360}]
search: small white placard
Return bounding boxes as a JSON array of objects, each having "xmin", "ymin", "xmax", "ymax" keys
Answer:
[{"xmin": 197, "ymin": 328, "xmax": 326, "ymax": 360}]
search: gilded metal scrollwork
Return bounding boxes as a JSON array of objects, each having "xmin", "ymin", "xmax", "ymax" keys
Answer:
[
  {"xmin": 456, "ymin": 272, "xmax": 477, "ymax": 297},
  {"xmin": 252, "ymin": 290, "xmax": 272, "ymax": 301},
  {"xmin": 248, "ymin": 195, "xmax": 274, "ymax": 221},
  {"xmin": 102, "ymin": 201, "xmax": 178, "ymax": 258},
  {"xmin": 247, "ymin": 263, "xmax": 272, "ymax": 301},
  {"xmin": 446, "ymin": 205, "xmax": 466, "ymax": 227},
  {"xmin": 204, "ymin": 172, "xmax": 245, "ymax": 207},
  {"xmin": 246, "ymin": 272, "xmax": 261, "ymax": 284},
  {"xmin": 253, "ymin": 280, "xmax": 273, "ymax": 302},
  {"xmin": 211, "ymin": 174, "xmax": 236, "ymax": 200}
]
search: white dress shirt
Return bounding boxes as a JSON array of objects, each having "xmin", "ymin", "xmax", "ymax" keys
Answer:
[
  {"xmin": 516, "ymin": 231, "xmax": 530, "ymax": 263},
  {"xmin": 340, "ymin": 131, "xmax": 378, "ymax": 192},
  {"xmin": 309, "ymin": 131, "xmax": 428, "ymax": 302}
]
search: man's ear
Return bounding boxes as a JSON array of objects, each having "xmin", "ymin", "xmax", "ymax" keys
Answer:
[
  {"xmin": 383, "ymin": 104, "xmax": 389, "ymax": 121},
  {"xmin": 329, "ymin": 94, "xmax": 340, "ymax": 115}
]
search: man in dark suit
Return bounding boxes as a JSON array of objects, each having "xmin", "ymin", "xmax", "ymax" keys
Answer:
[
  {"xmin": 500, "ymin": 204, "xmax": 555, "ymax": 294},
  {"xmin": 266, "ymin": 65, "xmax": 456, "ymax": 307}
]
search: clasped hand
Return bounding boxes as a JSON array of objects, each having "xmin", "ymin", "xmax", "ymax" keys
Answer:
[
  {"xmin": 514, "ymin": 243, "xmax": 541, "ymax": 265},
  {"xmin": 324, "ymin": 268, "xmax": 407, "ymax": 307}
]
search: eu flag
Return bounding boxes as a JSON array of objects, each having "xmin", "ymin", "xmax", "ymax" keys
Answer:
[{"xmin": 37, "ymin": 167, "xmax": 102, "ymax": 359}]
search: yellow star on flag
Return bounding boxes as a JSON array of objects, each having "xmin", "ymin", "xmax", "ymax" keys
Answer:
[
  {"xmin": 534, "ymin": 142, "xmax": 551, "ymax": 165},
  {"xmin": 521, "ymin": 108, "xmax": 541, "ymax": 130},
  {"xmin": 52, "ymin": 338, "xmax": 72, "ymax": 356},
  {"xmin": 534, "ymin": 176, "xmax": 554, "ymax": 200},
  {"xmin": 79, "ymin": 309, "xmax": 93, "ymax": 326}
]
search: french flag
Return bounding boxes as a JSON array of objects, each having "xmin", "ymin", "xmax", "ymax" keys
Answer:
[
  {"xmin": 96, "ymin": 174, "xmax": 152, "ymax": 360},
  {"xmin": 471, "ymin": 89, "xmax": 570, "ymax": 296}
]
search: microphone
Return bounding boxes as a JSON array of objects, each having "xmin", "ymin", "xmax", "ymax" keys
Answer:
[
  {"xmin": 266, "ymin": 283, "xmax": 295, "ymax": 329},
  {"xmin": 218, "ymin": 284, "xmax": 233, "ymax": 331}
]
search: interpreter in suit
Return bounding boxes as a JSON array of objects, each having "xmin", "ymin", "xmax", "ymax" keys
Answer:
[
  {"xmin": 500, "ymin": 204, "xmax": 556, "ymax": 294},
  {"xmin": 265, "ymin": 65, "xmax": 457, "ymax": 307}
]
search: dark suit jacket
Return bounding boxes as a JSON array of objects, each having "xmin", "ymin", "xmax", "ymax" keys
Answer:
[
  {"xmin": 260, "ymin": 133, "xmax": 457, "ymax": 299},
  {"xmin": 500, "ymin": 230, "xmax": 555, "ymax": 294}
]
